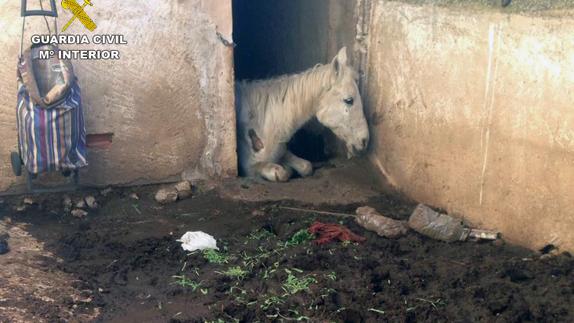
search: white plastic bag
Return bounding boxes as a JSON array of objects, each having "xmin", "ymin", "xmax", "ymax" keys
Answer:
[{"xmin": 177, "ymin": 231, "xmax": 218, "ymax": 252}]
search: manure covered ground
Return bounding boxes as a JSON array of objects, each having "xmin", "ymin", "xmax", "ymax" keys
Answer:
[{"xmin": 0, "ymin": 183, "xmax": 572, "ymax": 322}]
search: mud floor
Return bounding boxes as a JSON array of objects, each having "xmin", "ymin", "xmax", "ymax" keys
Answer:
[{"xmin": 0, "ymin": 180, "xmax": 572, "ymax": 322}]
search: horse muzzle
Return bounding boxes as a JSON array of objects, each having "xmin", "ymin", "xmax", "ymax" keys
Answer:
[{"xmin": 347, "ymin": 137, "xmax": 369, "ymax": 159}]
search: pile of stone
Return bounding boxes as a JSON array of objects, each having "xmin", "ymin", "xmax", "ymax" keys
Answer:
[
  {"xmin": 65, "ymin": 194, "xmax": 99, "ymax": 218},
  {"xmin": 12, "ymin": 197, "xmax": 36, "ymax": 212},
  {"xmin": 155, "ymin": 180, "xmax": 193, "ymax": 205}
]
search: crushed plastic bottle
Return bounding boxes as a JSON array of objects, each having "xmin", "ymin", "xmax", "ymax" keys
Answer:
[
  {"xmin": 408, "ymin": 204, "xmax": 499, "ymax": 242},
  {"xmin": 408, "ymin": 204, "xmax": 470, "ymax": 242},
  {"xmin": 355, "ymin": 206, "xmax": 409, "ymax": 238}
]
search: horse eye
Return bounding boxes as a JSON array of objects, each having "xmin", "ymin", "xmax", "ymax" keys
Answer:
[{"xmin": 344, "ymin": 97, "xmax": 354, "ymax": 106}]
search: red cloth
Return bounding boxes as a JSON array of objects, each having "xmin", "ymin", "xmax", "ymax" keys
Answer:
[{"xmin": 308, "ymin": 221, "xmax": 366, "ymax": 245}]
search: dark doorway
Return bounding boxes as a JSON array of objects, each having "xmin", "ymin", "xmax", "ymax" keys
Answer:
[
  {"xmin": 233, "ymin": 0, "xmax": 331, "ymax": 81},
  {"xmin": 233, "ymin": 0, "xmax": 357, "ymax": 163}
]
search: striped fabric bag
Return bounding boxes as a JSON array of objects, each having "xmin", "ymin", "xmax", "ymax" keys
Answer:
[{"xmin": 16, "ymin": 45, "xmax": 87, "ymax": 175}]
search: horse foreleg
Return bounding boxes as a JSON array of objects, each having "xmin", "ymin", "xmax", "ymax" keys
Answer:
[
  {"xmin": 282, "ymin": 151, "xmax": 313, "ymax": 177},
  {"xmin": 253, "ymin": 162, "xmax": 293, "ymax": 182}
]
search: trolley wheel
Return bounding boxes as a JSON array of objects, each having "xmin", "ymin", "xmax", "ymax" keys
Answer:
[{"xmin": 10, "ymin": 151, "xmax": 22, "ymax": 176}]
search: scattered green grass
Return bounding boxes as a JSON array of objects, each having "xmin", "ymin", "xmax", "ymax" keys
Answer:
[
  {"xmin": 341, "ymin": 240, "xmax": 353, "ymax": 247},
  {"xmin": 260, "ymin": 295, "xmax": 285, "ymax": 311},
  {"xmin": 407, "ymin": 297, "xmax": 447, "ymax": 312},
  {"xmin": 418, "ymin": 297, "xmax": 447, "ymax": 310},
  {"xmin": 261, "ymin": 261, "xmax": 281, "ymax": 280},
  {"xmin": 206, "ymin": 317, "xmax": 240, "ymax": 323},
  {"xmin": 219, "ymin": 266, "xmax": 249, "ymax": 280},
  {"xmin": 368, "ymin": 308, "xmax": 386, "ymax": 315},
  {"xmin": 131, "ymin": 204, "xmax": 141, "ymax": 215},
  {"xmin": 171, "ymin": 275, "xmax": 203, "ymax": 292},
  {"xmin": 203, "ymin": 249, "xmax": 229, "ymax": 264},
  {"xmin": 285, "ymin": 229, "xmax": 314, "ymax": 247},
  {"xmin": 248, "ymin": 228, "xmax": 275, "ymax": 241},
  {"xmin": 325, "ymin": 271, "xmax": 337, "ymax": 281},
  {"xmin": 240, "ymin": 246, "xmax": 278, "ymax": 269},
  {"xmin": 226, "ymin": 286, "xmax": 257, "ymax": 305},
  {"xmin": 266, "ymin": 309, "xmax": 311, "ymax": 321},
  {"xmin": 282, "ymin": 269, "xmax": 317, "ymax": 295},
  {"xmin": 319, "ymin": 288, "xmax": 337, "ymax": 299}
]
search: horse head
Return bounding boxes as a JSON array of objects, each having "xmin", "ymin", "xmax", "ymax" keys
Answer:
[{"xmin": 316, "ymin": 47, "xmax": 369, "ymax": 158}]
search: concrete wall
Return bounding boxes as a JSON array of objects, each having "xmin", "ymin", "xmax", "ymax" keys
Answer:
[
  {"xmin": 365, "ymin": 1, "xmax": 574, "ymax": 251},
  {"xmin": 0, "ymin": 0, "xmax": 236, "ymax": 192}
]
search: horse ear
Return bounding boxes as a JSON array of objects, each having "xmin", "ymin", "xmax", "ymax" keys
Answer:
[
  {"xmin": 332, "ymin": 47, "xmax": 348, "ymax": 75},
  {"xmin": 336, "ymin": 47, "xmax": 348, "ymax": 65}
]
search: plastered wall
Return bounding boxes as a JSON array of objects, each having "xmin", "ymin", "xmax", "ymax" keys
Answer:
[
  {"xmin": 365, "ymin": 2, "xmax": 574, "ymax": 251},
  {"xmin": 0, "ymin": 0, "xmax": 236, "ymax": 192}
]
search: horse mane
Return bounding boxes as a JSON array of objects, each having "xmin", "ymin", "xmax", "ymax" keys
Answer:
[
  {"xmin": 240, "ymin": 63, "xmax": 335, "ymax": 108},
  {"xmin": 237, "ymin": 63, "xmax": 340, "ymax": 139}
]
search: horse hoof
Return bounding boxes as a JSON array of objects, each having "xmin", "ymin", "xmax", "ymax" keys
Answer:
[
  {"xmin": 259, "ymin": 164, "xmax": 291, "ymax": 182},
  {"xmin": 298, "ymin": 161, "xmax": 313, "ymax": 177},
  {"xmin": 269, "ymin": 165, "xmax": 290, "ymax": 182},
  {"xmin": 275, "ymin": 168, "xmax": 291, "ymax": 182}
]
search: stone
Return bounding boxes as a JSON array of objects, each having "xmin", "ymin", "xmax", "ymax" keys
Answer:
[
  {"xmin": 174, "ymin": 180, "xmax": 192, "ymax": 200},
  {"xmin": 129, "ymin": 193, "xmax": 140, "ymax": 200},
  {"xmin": 63, "ymin": 195, "xmax": 73, "ymax": 212},
  {"xmin": 155, "ymin": 187, "xmax": 178, "ymax": 205},
  {"xmin": 71, "ymin": 209, "xmax": 88, "ymax": 218},
  {"xmin": 356, "ymin": 206, "xmax": 409, "ymax": 239},
  {"xmin": 23, "ymin": 197, "xmax": 35, "ymax": 205},
  {"xmin": 84, "ymin": 196, "xmax": 98, "ymax": 209},
  {"xmin": 14, "ymin": 205, "xmax": 27, "ymax": 212},
  {"xmin": 0, "ymin": 232, "xmax": 8, "ymax": 256},
  {"xmin": 78, "ymin": 297, "xmax": 93, "ymax": 304},
  {"xmin": 539, "ymin": 245, "xmax": 561, "ymax": 260},
  {"xmin": 251, "ymin": 209, "xmax": 265, "ymax": 217},
  {"xmin": 0, "ymin": 239, "xmax": 9, "ymax": 255},
  {"xmin": 76, "ymin": 200, "xmax": 87, "ymax": 209},
  {"xmin": 100, "ymin": 187, "xmax": 113, "ymax": 196}
]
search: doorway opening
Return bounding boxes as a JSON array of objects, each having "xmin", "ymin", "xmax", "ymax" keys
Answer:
[{"xmin": 232, "ymin": 0, "xmax": 358, "ymax": 164}]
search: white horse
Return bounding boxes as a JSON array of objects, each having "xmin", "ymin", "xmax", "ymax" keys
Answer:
[{"xmin": 236, "ymin": 47, "xmax": 369, "ymax": 182}]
